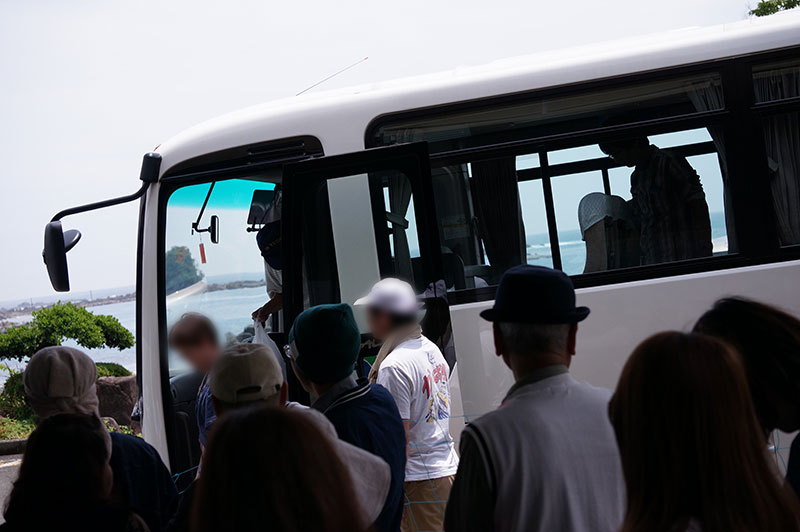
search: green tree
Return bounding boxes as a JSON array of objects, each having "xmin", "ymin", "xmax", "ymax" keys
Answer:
[
  {"xmin": 165, "ymin": 245, "xmax": 204, "ymax": 294},
  {"xmin": 0, "ymin": 302, "xmax": 134, "ymax": 362},
  {"xmin": 749, "ymin": 0, "xmax": 799, "ymax": 16}
]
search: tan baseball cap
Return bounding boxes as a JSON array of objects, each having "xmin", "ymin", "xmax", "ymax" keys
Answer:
[{"xmin": 209, "ymin": 343, "xmax": 284, "ymax": 405}]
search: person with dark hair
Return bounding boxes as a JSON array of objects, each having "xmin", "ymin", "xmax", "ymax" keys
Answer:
[
  {"xmin": 23, "ymin": 347, "xmax": 176, "ymax": 532},
  {"xmin": 170, "ymin": 342, "xmax": 391, "ymax": 532},
  {"xmin": 445, "ymin": 265, "xmax": 624, "ymax": 532},
  {"xmin": 252, "ymin": 186, "xmax": 284, "ymax": 325},
  {"xmin": 288, "ymin": 303, "xmax": 407, "ymax": 532},
  {"xmin": 1, "ymin": 414, "xmax": 148, "ymax": 532},
  {"xmin": 694, "ymin": 297, "xmax": 800, "ymax": 495},
  {"xmin": 191, "ymin": 406, "xmax": 374, "ymax": 532},
  {"xmin": 609, "ymin": 331, "xmax": 800, "ymax": 532},
  {"xmin": 168, "ymin": 312, "xmax": 221, "ymax": 449},
  {"xmin": 355, "ymin": 278, "xmax": 459, "ymax": 532},
  {"xmin": 598, "ymin": 135, "xmax": 713, "ymax": 265}
]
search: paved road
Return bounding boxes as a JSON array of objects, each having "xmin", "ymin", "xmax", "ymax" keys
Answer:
[{"xmin": 0, "ymin": 455, "xmax": 21, "ymax": 524}]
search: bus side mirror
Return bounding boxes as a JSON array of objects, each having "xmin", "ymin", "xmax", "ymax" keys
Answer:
[
  {"xmin": 210, "ymin": 215, "xmax": 219, "ymax": 244},
  {"xmin": 43, "ymin": 221, "xmax": 82, "ymax": 292}
]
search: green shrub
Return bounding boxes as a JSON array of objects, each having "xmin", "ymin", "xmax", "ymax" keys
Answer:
[
  {"xmin": 0, "ymin": 367, "xmax": 34, "ymax": 423},
  {"xmin": 0, "ymin": 302, "xmax": 134, "ymax": 362},
  {"xmin": 0, "ymin": 416, "xmax": 34, "ymax": 440},
  {"xmin": 96, "ymin": 362, "xmax": 132, "ymax": 378}
]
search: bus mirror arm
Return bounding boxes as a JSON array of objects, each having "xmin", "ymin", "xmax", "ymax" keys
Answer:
[{"xmin": 42, "ymin": 152, "xmax": 162, "ymax": 292}]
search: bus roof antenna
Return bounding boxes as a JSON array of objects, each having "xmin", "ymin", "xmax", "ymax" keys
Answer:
[{"xmin": 296, "ymin": 57, "xmax": 369, "ymax": 96}]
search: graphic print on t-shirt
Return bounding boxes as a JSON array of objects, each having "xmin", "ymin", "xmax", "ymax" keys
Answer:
[{"xmin": 422, "ymin": 353, "xmax": 450, "ymax": 423}]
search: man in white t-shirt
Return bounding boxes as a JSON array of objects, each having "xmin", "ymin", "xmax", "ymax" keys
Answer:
[{"xmin": 356, "ymin": 278, "xmax": 459, "ymax": 532}]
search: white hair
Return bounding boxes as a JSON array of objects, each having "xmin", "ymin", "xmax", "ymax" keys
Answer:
[{"xmin": 496, "ymin": 322, "xmax": 571, "ymax": 356}]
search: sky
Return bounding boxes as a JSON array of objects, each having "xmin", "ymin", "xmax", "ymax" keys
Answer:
[{"xmin": 0, "ymin": 0, "xmax": 755, "ymax": 304}]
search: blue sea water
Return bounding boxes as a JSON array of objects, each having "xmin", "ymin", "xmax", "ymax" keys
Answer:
[{"xmin": 526, "ymin": 211, "xmax": 729, "ymax": 275}]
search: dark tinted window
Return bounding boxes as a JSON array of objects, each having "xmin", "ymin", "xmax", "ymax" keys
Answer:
[
  {"xmin": 753, "ymin": 60, "xmax": 800, "ymax": 247},
  {"xmin": 372, "ymin": 73, "xmax": 723, "ymax": 154}
]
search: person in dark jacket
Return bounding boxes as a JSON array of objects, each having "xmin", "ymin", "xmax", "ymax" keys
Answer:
[
  {"xmin": 23, "ymin": 346, "xmax": 177, "ymax": 532},
  {"xmin": 2, "ymin": 413, "xmax": 149, "ymax": 532},
  {"xmin": 288, "ymin": 303, "xmax": 407, "ymax": 532}
]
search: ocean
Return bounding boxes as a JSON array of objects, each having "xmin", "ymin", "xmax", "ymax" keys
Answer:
[{"xmin": 4, "ymin": 211, "xmax": 728, "ymax": 381}]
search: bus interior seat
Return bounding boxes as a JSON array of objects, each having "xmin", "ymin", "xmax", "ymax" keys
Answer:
[
  {"xmin": 409, "ymin": 250, "xmax": 467, "ymax": 294},
  {"xmin": 579, "ymin": 193, "xmax": 640, "ymax": 272}
]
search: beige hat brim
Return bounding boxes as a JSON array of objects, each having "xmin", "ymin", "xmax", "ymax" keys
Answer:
[{"xmin": 286, "ymin": 403, "xmax": 390, "ymax": 527}]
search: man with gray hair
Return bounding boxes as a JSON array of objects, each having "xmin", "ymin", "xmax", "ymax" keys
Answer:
[
  {"xmin": 23, "ymin": 346, "xmax": 177, "ymax": 532},
  {"xmin": 444, "ymin": 265, "xmax": 625, "ymax": 532}
]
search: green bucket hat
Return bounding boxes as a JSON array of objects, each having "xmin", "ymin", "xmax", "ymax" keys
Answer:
[{"xmin": 288, "ymin": 303, "xmax": 361, "ymax": 383}]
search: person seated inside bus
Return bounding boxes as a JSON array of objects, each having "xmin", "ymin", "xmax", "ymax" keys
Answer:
[
  {"xmin": 253, "ymin": 187, "xmax": 283, "ymax": 326},
  {"xmin": 598, "ymin": 136, "xmax": 713, "ymax": 265},
  {"xmin": 578, "ymin": 192, "xmax": 640, "ymax": 273},
  {"xmin": 168, "ymin": 313, "xmax": 222, "ymax": 450}
]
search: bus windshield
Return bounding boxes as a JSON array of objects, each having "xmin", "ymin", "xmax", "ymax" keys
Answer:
[{"xmin": 164, "ymin": 178, "xmax": 277, "ymax": 373}]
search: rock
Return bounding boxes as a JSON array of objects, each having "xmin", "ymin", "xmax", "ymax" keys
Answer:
[{"xmin": 97, "ymin": 376, "xmax": 138, "ymax": 427}]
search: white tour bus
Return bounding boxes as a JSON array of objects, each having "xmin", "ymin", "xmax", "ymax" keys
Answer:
[{"xmin": 43, "ymin": 12, "xmax": 800, "ymax": 482}]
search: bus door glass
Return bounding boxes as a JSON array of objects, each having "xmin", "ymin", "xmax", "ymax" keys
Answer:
[{"xmin": 281, "ymin": 143, "xmax": 454, "ymax": 380}]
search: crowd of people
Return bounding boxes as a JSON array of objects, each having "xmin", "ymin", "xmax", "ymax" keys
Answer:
[{"xmin": 4, "ymin": 265, "xmax": 800, "ymax": 532}]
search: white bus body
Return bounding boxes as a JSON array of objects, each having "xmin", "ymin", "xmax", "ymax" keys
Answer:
[{"xmin": 123, "ymin": 12, "xmax": 800, "ymax": 471}]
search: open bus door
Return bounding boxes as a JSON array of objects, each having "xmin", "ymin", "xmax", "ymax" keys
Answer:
[{"xmin": 280, "ymin": 143, "xmax": 456, "ymax": 400}]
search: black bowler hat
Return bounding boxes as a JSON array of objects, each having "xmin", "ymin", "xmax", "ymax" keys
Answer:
[{"xmin": 480, "ymin": 265, "xmax": 590, "ymax": 324}]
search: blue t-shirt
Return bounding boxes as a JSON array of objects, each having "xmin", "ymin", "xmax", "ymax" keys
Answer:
[
  {"xmin": 321, "ymin": 380, "xmax": 407, "ymax": 532},
  {"xmin": 196, "ymin": 380, "xmax": 216, "ymax": 447}
]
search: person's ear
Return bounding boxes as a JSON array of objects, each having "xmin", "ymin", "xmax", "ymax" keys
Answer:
[
  {"xmin": 290, "ymin": 360, "xmax": 311, "ymax": 393},
  {"xmin": 279, "ymin": 381, "xmax": 288, "ymax": 406},
  {"xmin": 567, "ymin": 324, "xmax": 578, "ymax": 357},
  {"xmin": 493, "ymin": 322, "xmax": 506, "ymax": 358}
]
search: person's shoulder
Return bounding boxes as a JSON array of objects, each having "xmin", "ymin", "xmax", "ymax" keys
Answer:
[
  {"xmin": 367, "ymin": 384, "xmax": 403, "ymax": 415},
  {"xmin": 571, "ymin": 377, "xmax": 613, "ymax": 400},
  {"xmin": 389, "ymin": 335, "xmax": 440, "ymax": 361},
  {"xmin": 110, "ymin": 432, "xmax": 162, "ymax": 461}
]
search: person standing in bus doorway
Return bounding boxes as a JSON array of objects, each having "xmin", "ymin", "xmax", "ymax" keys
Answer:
[
  {"xmin": 445, "ymin": 265, "xmax": 625, "ymax": 532},
  {"xmin": 168, "ymin": 312, "xmax": 222, "ymax": 450},
  {"xmin": 287, "ymin": 303, "xmax": 407, "ymax": 532},
  {"xmin": 252, "ymin": 186, "xmax": 283, "ymax": 326},
  {"xmin": 599, "ymin": 136, "xmax": 713, "ymax": 265},
  {"xmin": 355, "ymin": 278, "xmax": 460, "ymax": 532}
]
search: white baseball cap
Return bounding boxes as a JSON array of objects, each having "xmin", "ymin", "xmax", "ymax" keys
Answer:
[{"xmin": 354, "ymin": 278, "xmax": 423, "ymax": 315}]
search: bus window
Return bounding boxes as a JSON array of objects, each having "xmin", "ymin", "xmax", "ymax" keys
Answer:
[
  {"xmin": 164, "ymin": 178, "xmax": 276, "ymax": 373},
  {"xmin": 427, "ymin": 123, "xmax": 731, "ymax": 288},
  {"xmin": 372, "ymin": 72, "xmax": 723, "ymax": 153},
  {"xmin": 518, "ymin": 177, "xmax": 554, "ymax": 272},
  {"xmin": 378, "ymin": 171, "xmax": 422, "ymax": 289},
  {"xmin": 753, "ymin": 60, "xmax": 800, "ymax": 246}
]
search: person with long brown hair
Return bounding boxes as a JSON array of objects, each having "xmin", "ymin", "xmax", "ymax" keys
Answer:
[
  {"xmin": 694, "ymin": 297, "xmax": 800, "ymax": 495},
  {"xmin": 609, "ymin": 331, "xmax": 800, "ymax": 532},
  {"xmin": 190, "ymin": 405, "xmax": 370, "ymax": 532},
  {"xmin": 1, "ymin": 414, "xmax": 148, "ymax": 532}
]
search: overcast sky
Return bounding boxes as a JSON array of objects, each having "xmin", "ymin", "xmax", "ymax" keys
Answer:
[{"xmin": 0, "ymin": 0, "xmax": 754, "ymax": 303}]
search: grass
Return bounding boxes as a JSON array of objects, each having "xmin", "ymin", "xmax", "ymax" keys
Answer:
[{"xmin": 0, "ymin": 416, "xmax": 35, "ymax": 440}]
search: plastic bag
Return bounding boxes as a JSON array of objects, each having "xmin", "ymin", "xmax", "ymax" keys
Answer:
[{"xmin": 253, "ymin": 320, "xmax": 287, "ymax": 381}]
